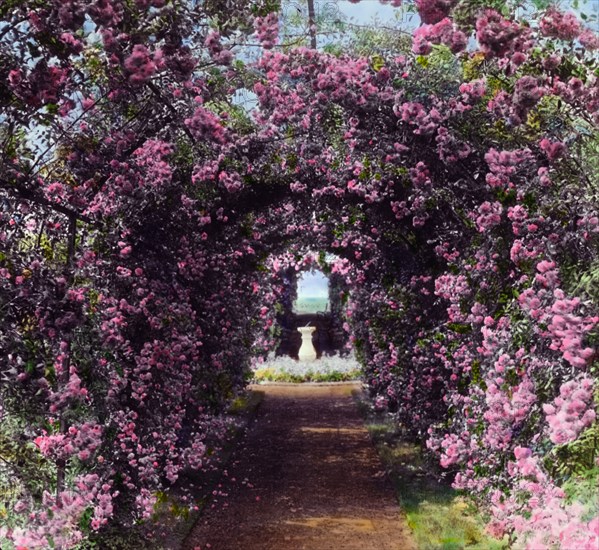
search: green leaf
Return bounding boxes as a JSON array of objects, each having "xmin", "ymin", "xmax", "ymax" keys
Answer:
[
  {"xmin": 79, "ymin": 506, "xmax": 95, "ymax": 531},
  {"xmin": 416, "ymin": 55, "xmax": 429, "ymax": 68},
  {"xmin": 370, "ymin": 54, "xmax": 385, "ymax": 72}
]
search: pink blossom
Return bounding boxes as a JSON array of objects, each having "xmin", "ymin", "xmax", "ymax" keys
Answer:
[
  {"xmin": 540, "ymin": 8, "xmax": 582, "ymax": 41},
  {"xmin": 415, "ymin": 0, "xmax": 456, "ymax": 24},
  {"xmin": 254, "ymin": 13, "xmax": 279, "ymax": 49},
  {"xmin": 475, "ymin": 201, "xmax": 502, "ymax": 232},
  {"xmin": 544, "ymin": 376, "xmax": 596, "ymax": 444},
  {"xmin": 476, "ymin": 10, "xmax": 531, "ymax": 58},
  {"xmin": 124, "ymin": 44, "xmax": 156, "ymax": 84}
]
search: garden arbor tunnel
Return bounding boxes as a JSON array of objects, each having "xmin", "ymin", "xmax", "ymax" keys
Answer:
[{"xmin": 1, "ymin": 1, "xmax": 599, "ymax": 546}]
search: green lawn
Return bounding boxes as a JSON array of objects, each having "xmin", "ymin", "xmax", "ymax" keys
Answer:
[{"xmin": 293, "ymin": 296, "xmax": 329, "ymax": 313}]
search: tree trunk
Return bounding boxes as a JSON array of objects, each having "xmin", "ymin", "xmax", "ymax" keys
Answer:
[
  {"xmin": 307, "ymin": 0, "xmax": 317, "ymax": 49},
  {"xmin": 56, "ymin": 214, "xmax": 77, "ymax": 498}
]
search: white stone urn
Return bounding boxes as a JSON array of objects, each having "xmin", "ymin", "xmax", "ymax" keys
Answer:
[{"xmin": 297, "ymin": 326, "xmax": 317, "ymax": 362}]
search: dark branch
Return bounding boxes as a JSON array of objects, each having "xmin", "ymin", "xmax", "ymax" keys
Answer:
[{"xmin": 1, "ymin": 179, "xmax": 100, "ymax": 226}]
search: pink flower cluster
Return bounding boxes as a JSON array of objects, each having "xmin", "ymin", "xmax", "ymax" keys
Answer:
[
  {"xmin": 434, "ymin": 273, "xmax": 470, "ymax": 321},
  {"xmin": 133, "ymin": 139, "xmax": 174, "ymax": 190},
  {"xmin": 437, "ymin": 432, "xmax": 471, "ymax": 468},
  {"xmin": 459, "ymin": 79, "xmax": 486, "ymax": 104},
  {"xmin": 517, "ymin": 261, "xmax": 597, "ymax": 368},
  {"xmin": 507, "ymin": 204, "xmax": 529, "ymax": 235},
  {"xmin": 483, "ymin": 376, "xmax": 537, "ymax": 451},
  {"xmin": 254, "ymin": 13, "xmax": 279, "ymax": 49},
  {"xmin": 90, "ymin": 0, "xmax": 123, "ymax": 27},
  {"xmin": 204, "ymin": 30, "xmax": 233, "ymax": 65},
  {"xmin": 579, "ymin": 28, "xmax": 599, "ymax": 50},
  {"xmin": 396, "ymin": 101, "xmax": 442, "ymax": 135},
  {"xmin": 540, "ymin": 137, "xmax": 567, "ymax": 161},
  {"xmin": 484, "ymin": 147, "xmax": 533, "ymax": 189},
  {"xmin": 475, "ymin": 201, "xmax": 502, "ymax": 232},
  {"xmin": 547, "ymin": 290, "xmax": 597, "ymax": 368},
  {"xmin": 135, "ymin": 488, "xmax": 158, "ymax": 519},
  {"xmin": 577, "ymin": 213, "xmax": 599, "ymax": 239},
  {"xmin": 435, "ymin": 274, "xmax": 469, "ymax": 301},
  {"xmin": 489, "ymin": 447, "xmax": 599, "ymax": 549},
  {"xmin": 409, "ymin": 162, "xmax": 431, "ymax": 187},
  {"xmin": 185, "ymin": 106, "xmax": 228, "ymax": 143},
  {"xmin": 540, "ymin": 8, "xmax": 582, "ymax": 41},
  {"xmin": 219, "ymin": 171, "xmax": 244, "ymax": 193},
  {"xmin": 412, "ymin": 18, "xmax": 467, "ymax": 55},
  {"xmin": 9, "ymin": 474, "xmax": 114, "ymax": 548},
  {"xmin": 476, "ymin": 10, "xmax": 532, "ymax": 58},
  {"xmin": 49, "ymin": 367, "xmax": 89, "ymax": 413},
  {"xmin": 8, "ymin": 62, "xmax": 69, "ymax": 107},
  {"xmin": 511, "ymin": 76, "xmax": 544, "ymax": 124},
  {"xmin": 435, "ymin": 126, "xmax": 472, "ymax": 163},
  {"xmin": 415, "ymin": 0, "xmax": 456, "ymax": 25},
  {"xmin": 60, "ymin": 32, "xmax": 83, "ymax": 53},
  {"xmin": 34, "ymin": 422, "xmax": 102, "ymax": 462},
  {"xmin": 124, "ymin": 44, "xmax": 158, "ymax": 84},
  {"xmin": 543, "ymin": 376, "xmax": 596, "ymax": 445}
]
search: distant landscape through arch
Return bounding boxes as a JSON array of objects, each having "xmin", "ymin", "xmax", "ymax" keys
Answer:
[{"xmin": 293, "ymin": 269, "xmax": 330, "ymax": 314}]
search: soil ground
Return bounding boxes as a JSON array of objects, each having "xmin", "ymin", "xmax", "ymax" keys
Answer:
[{"xmin": 183, "ymin": 383, "xmax": 416, "ymax": 550}]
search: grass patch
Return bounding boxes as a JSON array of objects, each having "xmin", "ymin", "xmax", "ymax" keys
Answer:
[
  {"xmin": 562, "ymin": 465, "xmax": 599, "ymax": 521},
  {"xmin": 228, "ymin": 390, "xmax": 264, "ymax": 415},
  {"xmin": 252, "ymin": 366, "xmax": 361, "ymax": 383},
  {"xmin": 361, "ymin": 406, "xmax": 508, "ymax": 550}
]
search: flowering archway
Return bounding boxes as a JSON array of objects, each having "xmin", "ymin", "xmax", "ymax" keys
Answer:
[{"xmin": 1, "ymin": 1, "xmax": 599, "ymax": 548}]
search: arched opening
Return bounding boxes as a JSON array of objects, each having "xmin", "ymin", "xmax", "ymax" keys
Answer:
[
  {"xmin": 268, "ymin": 252, "xmax": 350, "ymax": 361},
  {"xmin": 293, "ymin": 269, "xmax": 330, "ymax": 315},
  {"xmin": 293, "ymin": 267, "xmax": 329, "ymax": 360}
]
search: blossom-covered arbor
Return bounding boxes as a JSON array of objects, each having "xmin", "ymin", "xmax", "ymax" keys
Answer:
[{"xmin": 1, "ymin": 0, "xmax": 598, "ymax": 547}]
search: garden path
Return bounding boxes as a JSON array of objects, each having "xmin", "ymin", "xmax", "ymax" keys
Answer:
[{"xmin": 183, "ymin": 383, "xmax": 416, "ymax": 550}]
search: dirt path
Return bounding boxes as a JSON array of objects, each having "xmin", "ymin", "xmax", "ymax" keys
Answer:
[{"xmin": 183, "ymin": 383, "xmax": 416, "ymax": 550}]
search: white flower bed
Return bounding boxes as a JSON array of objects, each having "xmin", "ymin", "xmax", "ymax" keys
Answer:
[{"xmin": 252, "ymin": 352, "xmax": 361, "ymax": 380}]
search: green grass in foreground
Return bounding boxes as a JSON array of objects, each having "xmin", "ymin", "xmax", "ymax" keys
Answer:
[
  {"xmin": 364, "ymin": 418, "xmax": 508, "ymax": 550},
  {"xmin": 252, "ymin": 367, "xmax": 361, "ymax": 383}
]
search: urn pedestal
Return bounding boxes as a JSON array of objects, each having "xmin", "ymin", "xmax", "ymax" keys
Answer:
[{"xmin": 297, "ymin": 326, "xmax": 317, "ymax": 362}]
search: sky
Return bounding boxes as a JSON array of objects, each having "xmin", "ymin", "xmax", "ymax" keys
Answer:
[
  {"xmin": 285, "ymin": 0, "xmax": 599, "ymax": 38},
  {"xmin": 296, "ymin": 270, "xmax": 330, "ymax": 298},
  {"xmin": 280, "ymin": 0, "xmax": 418, "ymax": 44},
  {"xmin": 335, "ymin": 0, "xmax": 414, "ymax": 26}
]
